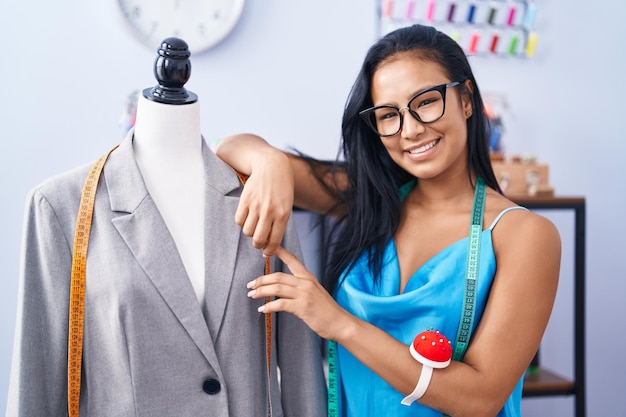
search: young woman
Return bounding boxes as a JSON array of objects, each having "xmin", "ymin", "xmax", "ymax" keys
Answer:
[{"xmin": 216, "ymin": 24, "xmax": 560, "ymax": 417}]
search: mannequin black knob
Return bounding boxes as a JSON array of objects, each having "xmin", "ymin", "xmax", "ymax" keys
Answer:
[{"xmin": 143, "ymin": 37, "xmax": 198, "ymax": 105}]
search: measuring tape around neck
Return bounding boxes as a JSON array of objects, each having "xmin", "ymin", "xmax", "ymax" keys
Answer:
[
  {"xmin": 326, "ymin": 177, "xmax": 486, "ymax": 417},
  {"xmin": 442, "ymin": 177, "xmax": 486, "ymax": 417},
  {"xmin": 67, "ymin": 148, "xmax": 273, "ymax": 417},
  {"xmin": 451, "ymin": 176, "xmax": 485, "ymax": 361}
]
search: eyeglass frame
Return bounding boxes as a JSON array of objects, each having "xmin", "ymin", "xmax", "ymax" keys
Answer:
[{"xmin": 359, "ymin": 81, "xmax": 463, "ymax": 137}]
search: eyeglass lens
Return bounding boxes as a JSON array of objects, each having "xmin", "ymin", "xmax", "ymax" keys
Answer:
[{"xmin": 367, "ymin": 87, "xmax": 446, "ymax": 136}]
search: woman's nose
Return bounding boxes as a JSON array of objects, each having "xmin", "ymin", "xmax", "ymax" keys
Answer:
[{"xmin": 400, "ymin": 109, "xmax": 426, "ymax": 138}]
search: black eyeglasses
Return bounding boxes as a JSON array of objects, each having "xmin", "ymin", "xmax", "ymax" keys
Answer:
[{"xmin": 359, "ymin": 81, "xmax": 462, "ymax": 137}]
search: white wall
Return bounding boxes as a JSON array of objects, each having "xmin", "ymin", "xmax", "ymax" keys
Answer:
[{"xmin": 1, "ymin": 0, "xmax": 624, "ymax": 415}]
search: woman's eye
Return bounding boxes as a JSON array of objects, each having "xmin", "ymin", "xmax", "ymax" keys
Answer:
[
  {"xmin": 377, "ymin": 110, "xmax": 399, "ymax": 121},
  {"xmin": 415, "ymin": 97, "xmax": 438, "ymax": 108}
]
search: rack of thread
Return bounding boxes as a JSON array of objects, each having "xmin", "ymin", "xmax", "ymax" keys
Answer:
[{"xmin": 378, "ymin": 0, "xmax": 539, "ymax": 57}]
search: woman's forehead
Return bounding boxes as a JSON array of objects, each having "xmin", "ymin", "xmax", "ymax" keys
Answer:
[{"xmin": 371, "ymin": 57, "xmax": 448, "ymax": 102}]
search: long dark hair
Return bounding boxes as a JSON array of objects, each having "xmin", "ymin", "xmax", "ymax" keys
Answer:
[{"xmin": 317, "ymin": 24, "xmax": 500, "ymax": 291}]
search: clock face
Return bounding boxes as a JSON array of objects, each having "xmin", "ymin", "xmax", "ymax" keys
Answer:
[{"xmin": 116, "ymin": 0, "xmax": 245, "ymax": 54}]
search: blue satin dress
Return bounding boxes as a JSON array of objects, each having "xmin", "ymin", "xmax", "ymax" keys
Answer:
[{"xmin": 333, "ymin": 206, "xmax": 526, "ymax": 417}]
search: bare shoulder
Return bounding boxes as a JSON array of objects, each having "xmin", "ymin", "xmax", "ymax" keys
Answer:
[{"xmin": 486, "ymin": 192, "xmax": 561, "ymax": 259}]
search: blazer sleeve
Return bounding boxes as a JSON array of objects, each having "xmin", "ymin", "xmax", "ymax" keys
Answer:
[
  {"xmin": 275, "ymin": 217, "xmax": 328, "ymax": 417},
  {"xmin": 6, "ymin": 188, "xmax": 74, "ymax": 416}
]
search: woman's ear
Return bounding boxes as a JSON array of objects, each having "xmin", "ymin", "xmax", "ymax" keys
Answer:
[{"xmin": 462, "ymin": 79, "xmax": 474, "ymax": 117}]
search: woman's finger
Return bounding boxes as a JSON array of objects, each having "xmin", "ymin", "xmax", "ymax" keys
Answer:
[
  {"xmin": 251, "ymin": 216, "xmax": 272, "ymax": 251},
  {"xmin": 273, "ymin": 246, "xmax": 310, "ymax": 277},
  {"xmin": 256, "ymin": 297, "xmax": 291, "ymax": 314},
  {"xmin": 262, "ymin": 216, "xmax": 290, "ymax": 257},
  {"xmin": 247, "ymin": 273, "xmax": 301, "ymax": 299},
  {"xmin": 234, "ymin": 203, "xmax": 249, "ymax": 228},
  {"xmin": 240, "ymin": 211, "xmax": 261, "ymax": 242}
]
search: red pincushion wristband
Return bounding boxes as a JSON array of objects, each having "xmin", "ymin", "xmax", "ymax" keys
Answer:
[{"xmin": 401, "ymin": 330, "xmax": 452, "ymax": 406}]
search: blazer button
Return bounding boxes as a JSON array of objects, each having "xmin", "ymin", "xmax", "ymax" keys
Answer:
[{"xmin": 203, "ymin": 379, "xmax": 221, "ymax": 395}]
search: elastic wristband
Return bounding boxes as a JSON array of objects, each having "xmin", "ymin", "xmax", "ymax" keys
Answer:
[
  {"xmin": 401, "ymin": 329, "xmax": 452, "ymax": 406},
  {"xmin": 401, "ymin": 365, "xmax": 433, "ymax": 405}
]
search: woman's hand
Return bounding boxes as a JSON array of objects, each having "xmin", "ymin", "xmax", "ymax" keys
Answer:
[
  {"xmin": 216, "ymin": 134, "xmax": 296, "ymax": 256},
  {"xmin": 217, "ymin": 133, "xmax": 344, "ymax": 255},
  {"xmin": 235, "ymin": 150, "xmax": 295, "ymax": 256},
  {"xmin": 247, "ymin": 246, "xmax": 352, "ymax": 341}
]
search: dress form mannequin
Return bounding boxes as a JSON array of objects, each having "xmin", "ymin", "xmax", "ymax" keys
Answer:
[
  {"xmin": 133, "ymin": 38, "xmax": 206, "ymax": 306},
  {"xmin": 8, "ymin": 38, "xmax": 328, "ymax": 413}
]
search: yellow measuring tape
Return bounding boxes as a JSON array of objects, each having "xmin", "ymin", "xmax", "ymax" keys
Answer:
[
  {"xmin": 67, "ymin": 145, "xmax": 118, "ymax": 417},
  {"xmin": 67, "ymin": 147, "xmax": 273, "ymax": 416}
]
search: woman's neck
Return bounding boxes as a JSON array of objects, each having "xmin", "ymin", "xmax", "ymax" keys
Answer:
[{"xmin": 409, "ymin": 173, "xmax": 477, "ymax": 209}]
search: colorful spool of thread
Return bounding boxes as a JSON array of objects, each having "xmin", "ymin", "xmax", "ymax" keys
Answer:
[
  {"xmin": 448, "ymin": 2, "xmax": 456, "ymax": 22},
  {"xmin": 523, "ymin": 2, "xmax": 537, "ymax": 30},
  {"xmin": 426, "ymin": 0, "xmax": 436, "ymax": 21},
  {"xmin": 525, "ymin": 32, "xmax": 538, "ymax": 57},
  {"xmin": 509, "ymin": 34, "xmax": 519, "ymax": 55},
  {"xmin": 507, "ymin": 5, "xmax": 516, "ymax": 26},
  {"xmin": 468, "ymin": 32, "xmax": 480, "ymax": 54},
  {"xmin": 406, "ymin": 0, "xmax": 415, "ymax": 20},
  {"xmin": 383, "ymin": 0, "xmax": 393, "ymax": 18},
  {"xmin": 489, "ymin": 33, "xmax": 499, "ymax": 54},
  {"xmin": 488, "ymin": 5, "xmax": 497, "ymax": 25},
  {"xmin": 467, "ymin": 3, "xmax": 476, "ymax": 23}
]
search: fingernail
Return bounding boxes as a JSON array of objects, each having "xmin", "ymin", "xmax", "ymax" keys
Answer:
[
  {"xmin": 257, "ymin": 305, "xmax": 265, "ymax": 313},
  {"xmin": 247, "ymin": 289, "xmax": 256, "ymax": 297},
  {"xmin": 246, "ymin": 280, "xmax": 255, "ymax": 289}
]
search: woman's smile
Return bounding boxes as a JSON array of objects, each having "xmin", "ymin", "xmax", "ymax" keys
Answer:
[{"xmin": 406, "ymin": 138, "xmax": 440, "ymax": 155}]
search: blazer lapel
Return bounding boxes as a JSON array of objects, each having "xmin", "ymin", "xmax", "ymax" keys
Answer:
[
  {"xmin": 103, "ymin": 134, "xmax": 225, "ymax": 372},
  {"xmin": 201, "ymin": 143, "xmax": 245, "ymax": 341}
]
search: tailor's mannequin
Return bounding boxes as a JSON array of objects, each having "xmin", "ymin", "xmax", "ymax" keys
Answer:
[{"xmin": 133, "ymin": 39, "xmax": 206, "ymax": 306}]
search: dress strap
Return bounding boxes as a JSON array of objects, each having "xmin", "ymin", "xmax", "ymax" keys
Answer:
[
  {"xmin": 399, "ymin": 179, "xmax": 417, "ymax": 203},
  {"xmin": 487, "ymin": 206, "xmax": 528, "ymax": 230}
]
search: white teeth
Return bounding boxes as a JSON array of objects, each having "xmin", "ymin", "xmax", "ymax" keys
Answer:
[{"xmin": 408, "ymin": 139, "xmax": 438, "ymax": 154}]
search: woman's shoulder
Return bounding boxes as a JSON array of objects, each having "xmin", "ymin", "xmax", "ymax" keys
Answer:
[{"xmin": 486, "ymin": 191, "xmax": 561, "ymax": 254}]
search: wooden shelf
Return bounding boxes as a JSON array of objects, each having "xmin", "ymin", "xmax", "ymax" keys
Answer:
[
  {"xmin": 511, "ymin": 196, "xmax": 586, "ymax": 416},
  {"xmin": 523, "ymin": 368, "xmax": 576, "ymax": 397},
  {"xmin": 506, "ymin": 195, "xmax": 585, "ymax": 207}
]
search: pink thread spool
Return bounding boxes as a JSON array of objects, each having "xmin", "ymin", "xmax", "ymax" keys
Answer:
[
  {"xmin": 507, "ymin": 5, "xmax": 516, "ymax": 26},
  {"xmin": 383, "ymin": 0, "xmax": 394, "ymax": 18},
  {"xmin": 426, "ymin": 0, "xmax": 435, "ymax": 21},
  {"xmin": 406, "ymin": 0, "xmax": 415, "ymax": 20}
]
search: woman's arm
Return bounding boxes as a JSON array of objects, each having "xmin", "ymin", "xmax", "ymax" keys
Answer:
[
  {"xmin": 419, "ymin": 210, "xmax": 561, "ymax": 416},
  {"xmin": 215, "ymin": 133, "xmax": 344, "ymax": 255},
  {"xmin": 248, "ymin": 210, "xmax": 561, "ymax": 417}
]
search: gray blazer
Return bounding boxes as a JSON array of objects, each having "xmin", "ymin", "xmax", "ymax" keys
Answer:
[{"xmin": 6, "ymin": 136, "xmax": 327, "ymax": 417}]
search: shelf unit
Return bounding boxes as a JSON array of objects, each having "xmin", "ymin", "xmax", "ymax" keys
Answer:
[{"xmin": 511, "ymin": 196, "xmax": 586, "ymax": 417}]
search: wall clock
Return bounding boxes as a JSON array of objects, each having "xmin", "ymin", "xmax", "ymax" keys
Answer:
[{"xmin": 116, "ymin": 0, "xmax": 246, "ymax": 54}]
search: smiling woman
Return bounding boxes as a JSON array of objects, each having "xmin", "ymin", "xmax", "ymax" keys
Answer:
[{"xmin": 215, "ymin": 23, "xmax": 561, "ymax": 417}]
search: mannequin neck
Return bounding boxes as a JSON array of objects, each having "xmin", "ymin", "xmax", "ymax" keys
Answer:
[
  {"xmin": 130, "ymin": 94, "xmax": 206, "ymax": 307},
  {"xmin": 133, "ymin": 94, "xmax": 202, "ymax": 154}
]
